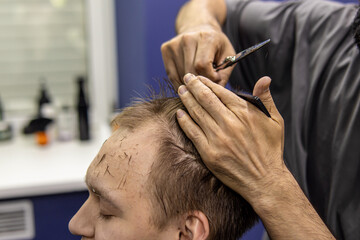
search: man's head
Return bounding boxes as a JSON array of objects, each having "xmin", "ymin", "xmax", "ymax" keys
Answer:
[{"xmin": 69, "ymin": 97, "xmax": 258, "ymax": 240}]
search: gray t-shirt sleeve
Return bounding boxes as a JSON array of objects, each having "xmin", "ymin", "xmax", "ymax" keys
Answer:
[
  {"xmin": 224, "ymin": 0, "xmax": 299, "ymax": 92},
  {"xmin": 223, "ymin": 1, "xmax": 360, "ymax": 239},
  {"xmin": 223, "ymin": 0, "xmax": 357, "ymax": 91}
]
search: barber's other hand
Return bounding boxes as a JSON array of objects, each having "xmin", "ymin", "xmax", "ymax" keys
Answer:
[
  {"xmin": 161, "ymin": 26, "xmax": 235, "ymax": 90},
  {"xmin": 176, "ymin": 74, "xmax": 285, "ymax": 205}
]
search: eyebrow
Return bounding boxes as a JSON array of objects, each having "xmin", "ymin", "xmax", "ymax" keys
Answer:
[{"xmin": 85, "ymin": 174, "xmax": 119, "ymax": 209}]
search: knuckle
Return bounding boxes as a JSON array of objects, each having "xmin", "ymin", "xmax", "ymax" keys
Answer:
[
  {"xmin": 198, "ymin": 88, "xmax": 213, "ymax": 100},
  {"xmin": 194, "ymin": 60, "xmax": 209, "ymax": 72},
  {"xmin": 220, "ymin": 136, "xmax": 232, "ymax": 149},
  {"xmin": 203, "ymin": 148, "xmax": 218, "ymax": 164},
  {"xmin": 199, "ymin": 30, "xmax": 222, "ymax": 44},
  {"xmin": 206, "ymin": 154, "xmax": 225, "ymax": 173},
  {"xmin": 161, "ymin": 38, "xmax": 179, "ymax": 55},
  {"xmin": 223, "ymin": 115, "xmax": 241, "ymax": 130},
  {"xmin": 199, "ymin": 30, "xmax": 211, "ymax": 39},
  {"xmin": 187, "ymin": 128, "xmax": 202, "ymax": 144},
  {"xmin": 160, "ymin": 42, "xmax": 170, "ymax": 52},
  {"xmin": 206, "ymin": 148, "xmax": 216, "ymax": 159},
  {"xmin": 215, "ymin": 131, "xmax": 230, "ymax": 147},
  {"xmin": 180, "ymin": 34, "xmax": 194, "ymax": 45},
  {"xmin": 160, "ymin": 42, "xmax": 167, "ymax": 50},
  {"xmin": 191, "ymin": 132, "xmax": 202, "ymax": 143},
  {"xmin": 190, "ymin": 106, "xmax": 205, "ymax": 121}
]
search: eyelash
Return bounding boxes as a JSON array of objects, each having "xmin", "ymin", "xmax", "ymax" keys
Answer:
[
  {"xmin": 92, "ymin": 192, "xmax": 114, "ymax": 221},
  {"xmin": 98, "ymin": 213, "xmax": 113, "ymax": 221}
]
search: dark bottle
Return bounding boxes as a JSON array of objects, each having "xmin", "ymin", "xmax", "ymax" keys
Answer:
[
  {"xmin": 38, "ymin": 81, "xmax": 52, "ymax": 118},
  {"xmin": 77, "ymin": 76, "xmax": 90, "ymax": 141},
  {"xmin": 0, "ymin": 95, "xmax": 3, "ymax": 121},
  {"xmin": 0, "ymin": 95, "xmax": 12, "ymax": 141}
]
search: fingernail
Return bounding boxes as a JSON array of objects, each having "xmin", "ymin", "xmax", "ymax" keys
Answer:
[
  {"xmin": 177, "ymin": 109, "xmax": 185, "ymax": 118},
  {"xmin": 184, "ymin": 73, "xmax": 194, "ymax": 84},
  {"xmin": 178, "ymin": 85, "xmax": 188, "ymax": 95}
]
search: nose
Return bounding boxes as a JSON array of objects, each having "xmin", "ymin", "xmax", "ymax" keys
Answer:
[{"xmin": 69, "ymin": 198, "xmax": 95, "ymax": 238}]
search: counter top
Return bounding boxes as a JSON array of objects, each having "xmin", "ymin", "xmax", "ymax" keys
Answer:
[{"xmin": 0, "ymin": 126, "xmax": 110, "ymax": 199}]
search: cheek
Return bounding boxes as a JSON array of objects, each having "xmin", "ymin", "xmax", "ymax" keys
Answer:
[
  {"xmin": 95, "ymin": 219, "xmax": 128, "ymax": 239},
  {"xmin": 95, "ymin": 219, "xmax": 153, "ymax": 240}
]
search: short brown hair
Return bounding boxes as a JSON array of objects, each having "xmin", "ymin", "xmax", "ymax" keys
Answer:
[{"xmin": 112, "ymin": 96, "xmax": 258, "ymax": 240}]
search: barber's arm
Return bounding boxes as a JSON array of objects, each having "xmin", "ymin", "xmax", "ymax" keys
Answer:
[
  {"xmin": 176, "ymin": 73, "xmax": 335, "ymax": 240},
  {"xmin": 161, "ymin": 0, "xmax": 234, "ymax": 89}
]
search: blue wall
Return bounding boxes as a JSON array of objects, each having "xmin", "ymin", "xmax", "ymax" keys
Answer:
[
  {"xmin": 115, "ymin": 0, "xmax": 187, "ymax": 108},
  {"xmin": 1, "ymin": 191, "xmax": 87, "ymax": 240},
  {"xmin": 115, "ymin": 0, "xmax": 147, "ymax": 108}
]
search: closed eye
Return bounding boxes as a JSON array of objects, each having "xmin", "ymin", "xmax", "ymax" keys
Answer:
[{"xmin": 98, "ymin": 213, "xmax": 113, "ymax": 221}]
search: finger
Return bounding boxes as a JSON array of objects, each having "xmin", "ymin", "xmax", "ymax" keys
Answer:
[
  {"xmin": 194, "ymin": 75, "xmax": 248, "ymax": 110},
  {"xmin": 205, "ymin": 35, "xmax": 236, "ymax": 86},
  {"xmin": 181, "ymin": 35, "xmax": 198, "ymax": 76},
  {"xmin": 253, "ymin": 76, "xmax": 285, "ymax": 151},
  {"xmin": 213, "ymin": 43, "xmax": 236, "ymax": 86},
  {"xmin": 252, "ymin": 76, "xmax": 282, "ymax": 120},
  {"xmin": 217, "ymin": 68, "xmax": 233, "ymax": 87},
  {"xmin": 165, "ymin": 59, "xmax": 183, "ymax": 89},
  {"xmin": 183, "ymin": 73, "xmax": 235, "ymax": 125},
  {"xmin": 193, "ymin": 40, "xmax": 221, "ymax": 82},
  {"xmin": 194, "ymin": 75, "xmax": 256, "ymax": 121},
  {"xmin": 213, "ymin": 45, "xmax": 235, "ymax": 87},
  {"xmin": 161, "ymin": 42, "xmax": 183, "ymax": 89},
  {"xmin": 178, "ymin": 85, "xmax": 218, "ymax": 136},
  {"xmin": 176, "ymin": 109, "xmax": 209, "ymax": 155}
]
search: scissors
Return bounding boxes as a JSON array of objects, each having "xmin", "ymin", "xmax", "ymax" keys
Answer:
[
  {"xmin": 213, "ymin": 39, "xmax": 270, "ymax": 71},
  {"xmin": 213, "ymin": 39, "xmax": 271, "ymax": 117}
]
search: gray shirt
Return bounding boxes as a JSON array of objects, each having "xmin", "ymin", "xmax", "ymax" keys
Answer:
[{"xmin": 224, "ymin": 0, "xmax": 360, "ymax": 239}]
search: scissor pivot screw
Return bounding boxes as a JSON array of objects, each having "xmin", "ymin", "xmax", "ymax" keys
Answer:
[{"xmin": 225, "ymin": 56, "xmax": 236, "ymax": 62}]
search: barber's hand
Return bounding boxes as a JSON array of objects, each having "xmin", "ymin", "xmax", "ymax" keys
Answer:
[
  {"xmin": 161, "ymin": 26, "xmax": 235, "ymax": 90},
  {"xmin": 176, "ymin": 74, "xmax": 286, "ymax": 204}
]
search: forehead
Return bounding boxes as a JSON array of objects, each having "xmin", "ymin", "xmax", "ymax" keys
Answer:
[{"xmin": 86, "ymin": 124, "xmax": 159, "ymax": 195}]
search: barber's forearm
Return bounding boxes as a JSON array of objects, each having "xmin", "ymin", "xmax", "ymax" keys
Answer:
[
  {"xmin": 176, "ymin": 0, "xmax": 227, "ymax": 34},
  {"xmin": 251, "ymin": 169, "xmax": 335, "ymax": 240}
]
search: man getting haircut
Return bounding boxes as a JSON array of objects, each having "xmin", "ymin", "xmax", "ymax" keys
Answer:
[{"xmin": 69, "ymin": 95, "xmax": 258, "ymax": 240}]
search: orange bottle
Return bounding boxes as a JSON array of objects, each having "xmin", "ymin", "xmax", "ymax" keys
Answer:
[{"xmin": 36, "ymin": 131, "xmax": 48, "ymax": 145}]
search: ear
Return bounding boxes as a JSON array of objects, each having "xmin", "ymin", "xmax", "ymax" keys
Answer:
[{"xmin": 179, "ymin": 211, "xmax": 210, "ymax": 240}]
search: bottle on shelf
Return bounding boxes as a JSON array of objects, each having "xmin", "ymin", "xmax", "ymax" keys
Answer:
[
  {"xmin": 0, "ymin": 95, "xmax": 12, "ymax": 141},
  {"xmin": 38, "ymin": 79, "xmax": 55, "ymax": 119},
  {"xmin": 76, "ymin": 76, "xmax": 90, "ymax": 141},
  {"xmin": 57, "ymin": 104, "xmax": 75, "ymax": 142}
]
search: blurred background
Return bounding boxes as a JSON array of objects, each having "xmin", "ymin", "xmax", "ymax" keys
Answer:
[{"xmin": 0, "ymin": 0, "xmax": 357, "ymax": 239}]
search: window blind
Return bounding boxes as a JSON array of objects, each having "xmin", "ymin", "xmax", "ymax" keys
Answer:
[{"xmin": 0, "ymin": 0, "xmax": 88, "ymax": 117}]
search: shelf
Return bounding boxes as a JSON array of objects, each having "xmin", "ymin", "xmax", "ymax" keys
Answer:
[{"xmin": 0, "ymin": 125, "xmax": 110, "ymax": 199}]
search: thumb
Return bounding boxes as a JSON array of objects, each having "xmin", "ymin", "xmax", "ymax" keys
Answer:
[{"xmin": 252, "ymin": 76, "xmax": 280, "ymax": 119}]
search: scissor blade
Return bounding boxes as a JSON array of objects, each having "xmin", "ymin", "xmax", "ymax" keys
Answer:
[
  {"xmin": 214, "ymin": 39, "xmax": 270, "ymax": 71},
  {"xmin": 234, "ymin": 39, "xmax": 270, "ymax": 61}
]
